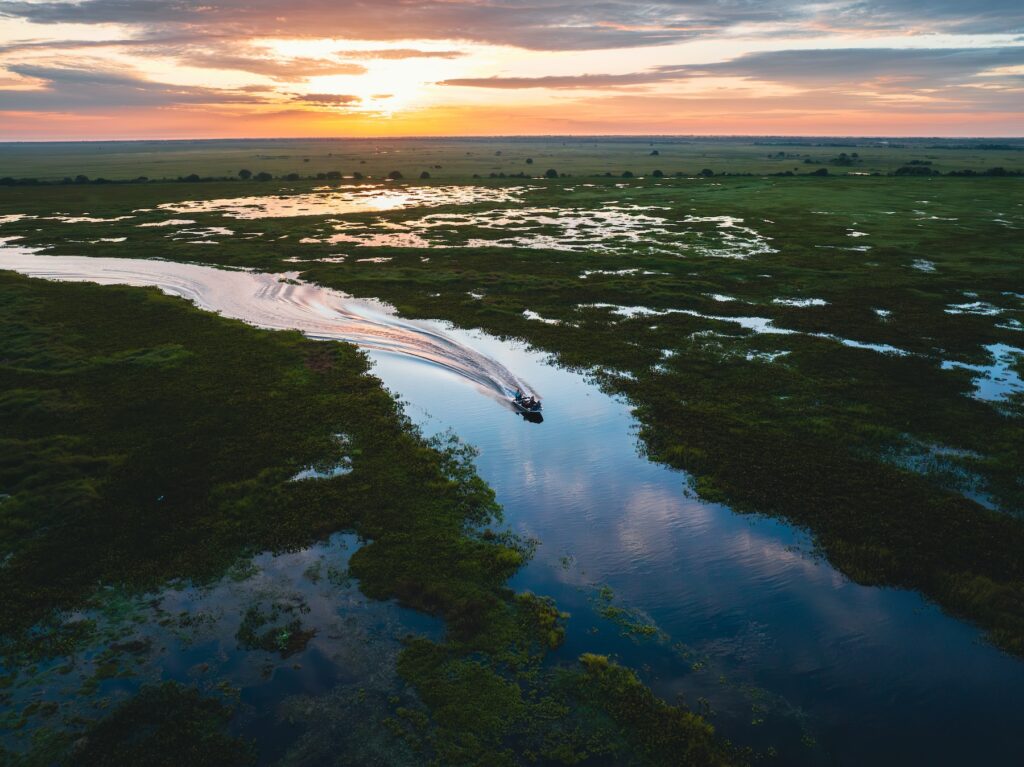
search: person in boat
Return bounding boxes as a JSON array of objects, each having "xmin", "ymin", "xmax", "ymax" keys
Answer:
[{"xmin": 513, "ymin": 390, "xmax": 540, "ymax": 410}]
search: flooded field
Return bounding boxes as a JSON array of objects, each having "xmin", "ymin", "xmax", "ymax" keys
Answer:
[
  {"xmin": 160, "ymin": 184, "xmax": 524, "ymax": 219},
  {"xmin": 1, "ymin": 165, "xmax": 1023, "ymax": 766}
]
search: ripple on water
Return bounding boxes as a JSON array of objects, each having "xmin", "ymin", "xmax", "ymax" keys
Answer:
[{"xmin": 0, "ymin": 248, "xmax": 540, "ymax": 406}]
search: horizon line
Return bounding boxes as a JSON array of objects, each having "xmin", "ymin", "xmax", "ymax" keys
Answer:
[{"xmin": 2, "ymin": 133, "xmax": 1023, "ymax": 145}]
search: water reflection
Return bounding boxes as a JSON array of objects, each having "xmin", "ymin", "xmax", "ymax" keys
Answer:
[
  {"xmin": 1, "ymin": 534, "xmax": 441, "ymax": 762},
  {"xmin": 158, "ymin": 184, "xmax": 525, "ymax": 219},
  {"xmin": 300, "ymin": 205, "xmax": 776, "ymax": 258},
  {"xmin": 370, "ymin": 326, "xmax": 1024, "ymax": 767},
  {"xmin": 3, "ymin": 249, "xmax": 1024, "ymax": 765}
]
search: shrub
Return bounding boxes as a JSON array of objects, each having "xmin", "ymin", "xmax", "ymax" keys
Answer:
[
  {"xmin": 387, "ymin": 170, "xmax": 403, "ymax": 180},
  {"xmin": 652, "ymin": 169, "xmax": 664, "ymax": 178},
  {"xmin": 621, "ymin": 170, "xmax": 634, "ymax": 178},
  {"xmin": 420, "ymin": 171, "xmax": 431, "ymax": 179},
  {"xmin": 352, "ymin": 171, "xmax": 364, "ymax": 180},
  {"xmin": 254, "ymin": 172, "xmax": 273, "ymax": 181},
  {"xmin": 238, "ymin": 169, "xmax": 252, "ymax": 180},
  {"xmin": 699, "ymin": 168, "xmax": 713, "ymax": 177},
  {"xmin": 544, "ymin": 168, "xmax": 558, "ymax": 178},
  {"xmin": 325, "ymin": 171, "xmax": 342, "ymax": 180},
  {"xmin": 525, "ymin": 158, "xmax": 533, "ymax": 164},
  {"xmin": 893, "ymin": 165, "xmax": 935, "ymax": 176}
]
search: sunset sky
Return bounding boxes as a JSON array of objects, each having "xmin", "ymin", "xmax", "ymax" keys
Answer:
[{"xmin": 0, "ymin": 1, "xmax": 1021, "ymax": 139}]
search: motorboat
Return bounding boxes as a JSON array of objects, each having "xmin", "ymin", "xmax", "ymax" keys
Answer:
[{"xmin": 511, "ymin": 390, "xmax": 543, "ymax": 422}]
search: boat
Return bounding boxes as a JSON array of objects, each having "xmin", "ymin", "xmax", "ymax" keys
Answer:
[{"xmin": 511, "ymin": 390, "xmax": 543, "ymax": 422}]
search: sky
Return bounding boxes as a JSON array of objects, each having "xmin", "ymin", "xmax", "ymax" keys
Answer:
[{"xmin": 0, "ymin": 1, "xmax": 1022, "ymax": 139}]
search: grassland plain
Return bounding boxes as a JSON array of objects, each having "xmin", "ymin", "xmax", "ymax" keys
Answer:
[
  {"xmin": 1, "ymin": 136, "xmax": 1022, "ymax": 183},
  {"xmin": 0, "ymin": 271, "xmax": 737, "ymax": 765}
]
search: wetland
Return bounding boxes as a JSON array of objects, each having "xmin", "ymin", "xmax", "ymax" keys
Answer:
[{"xmin": 1, "ymin": 137, "xmax": 1022, "ymax": 766}]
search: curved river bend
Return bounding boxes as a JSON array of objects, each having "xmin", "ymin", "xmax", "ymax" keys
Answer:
[{"xmin": 2, "ymin": 247, "xmax": 1023, "ymax": 766}]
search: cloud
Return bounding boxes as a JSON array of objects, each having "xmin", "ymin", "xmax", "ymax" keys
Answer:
[
  {"xmin": 0, "ymin": 1, "xmax": 788, "ymax": 51},
  {"xmin": 825, "ymin": 1, "xmax": 1024, "ymax": 35},
  {"xmin": 291, "ymin": 92, "xmax": 361, "ymax": 105},
  {"xmin": 0, "ymin": 37, "xmax": 369, "ymax": 81},
  {"xmin": 0, "ymin": 1, "xmax": 1021, "ymax": 52},
  {"xmin": 0, "ymin": 63, "xmax": 272, "ymax": 109},
  {"xmin": 333, "ymin": 48, "xmax": 464, "ymax": 60},
  {"xmin": 163, "ymin": 49, "xmax": 368, "ymax": 81},
  {"xmin": 439, "ymin": 47, "xmax": 1024, "ymax": 92},
  {"xmin": 439, "ymin": 72, "xmax": 668, "ymax": 89},
  {"xmin": 682, "ymin": 46, "xmax": 1024, "ymax": 86}
]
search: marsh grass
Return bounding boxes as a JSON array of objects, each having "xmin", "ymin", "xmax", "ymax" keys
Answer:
[
  {"xmin": 9, "ymin": 171, "xmax": 1019, "ymax": 656},
  {"xmin": 0, "ymin": 272, "xmax": 735, "ymax": 765}
]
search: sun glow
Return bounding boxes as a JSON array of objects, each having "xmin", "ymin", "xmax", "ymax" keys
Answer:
[{"xmin": 265, "ymin": 38, "xmax": 474, "ymax": 115}]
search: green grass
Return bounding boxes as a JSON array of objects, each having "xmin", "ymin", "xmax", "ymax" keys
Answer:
[{"xmin": 0, "ymin": 136, "xmax": 1021, "ymax": 182}]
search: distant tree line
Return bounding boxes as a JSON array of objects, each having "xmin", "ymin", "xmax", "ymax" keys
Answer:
[{"xmin": 0, "ymin": 165, "xmax": 1019, "ymax": 187}]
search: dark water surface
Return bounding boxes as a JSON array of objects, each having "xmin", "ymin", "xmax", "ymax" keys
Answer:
[
  {"xmin": 2, "ymin": 249, "xmax": 1023, "ymax": 765},
  {"xmin": 371, "ymin": 329, "xmax": 1024, "ymax": 766}
]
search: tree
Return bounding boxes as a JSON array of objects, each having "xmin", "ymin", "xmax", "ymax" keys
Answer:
[
  {"xmin": 326, "ymin": 171, "xmax": 342, "ymax": 180},
  {"xmin": 420, "ymin": 171, "xmax": 431, "ymax": 179},
  {"xmin": 254, "ymin": 172, "xmax": 273, "ymax": 181},
  {"xmin": 75, "ymin": 174, "xmax": 89, "ymax": 184},
  {"xmin": 525, "ymin": 158, "xmax": 533, "ymax": 164},
  {"xmin": 283, "ymin": 172, "xmax": 301, "ymax": 181},
  {"xmin": 387, "ymin": 170, "xmax": 403, "ymax": 180},
  {"xmin": 621, "ymin": 170, "xmax": 634, "ymax": 178},
  {"xmin": 699, "ymin": 168, "xmax": 714, "ymax": 177},
  {"xmin": 649, "ymin": 149, "xmax": 660, "ymax": 156},
  {"xmin": 544, "ymin": 168, "xmax": 558, "ymax": 178},
  {"xmin": 238, "ymin": 169, "xmax": 252, "ymax": 180},
  {"xmin": 652, "ymin": 169, "xmax": 664, "ymax": 178},
  {"xmin": 353, "ymin": 171, "xmax": 364, "ymax": 180}
]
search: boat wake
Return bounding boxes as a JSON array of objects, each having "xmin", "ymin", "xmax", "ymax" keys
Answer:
[{"xmin": 0, "ymin": 248, "xmax": 539, "ymax": 407}]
